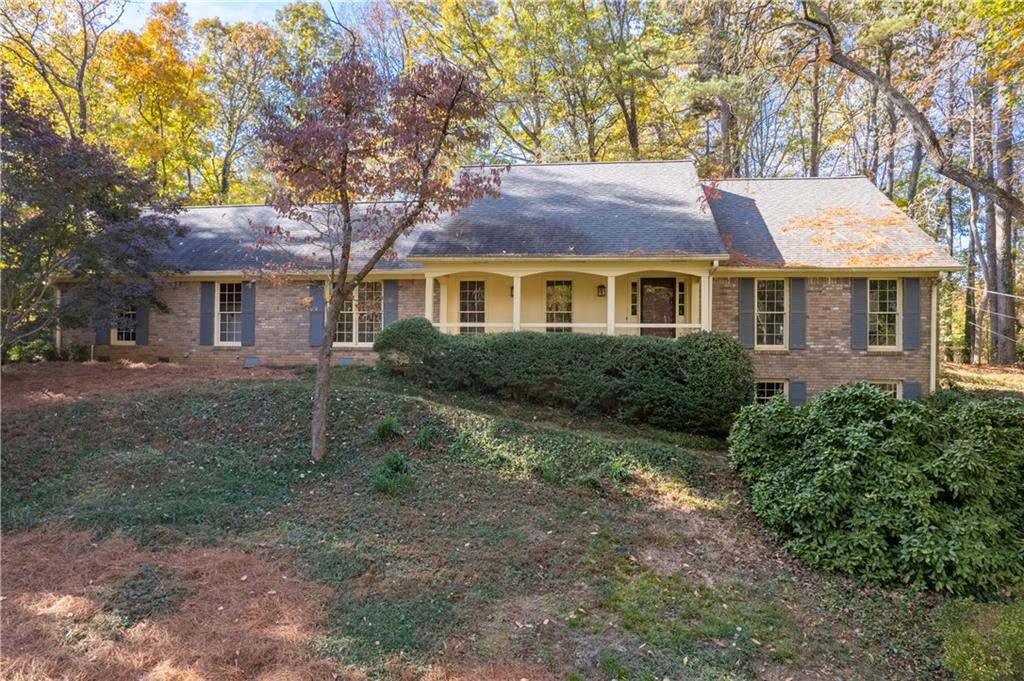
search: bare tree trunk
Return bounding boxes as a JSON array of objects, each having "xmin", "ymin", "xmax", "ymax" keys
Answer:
[
  {"xmin": 993, "ymin": 81, "xmax": 1017, "ymax": 364},
  {"xmin": 883, "ymin": 41, "xmax": 896, "ymax": 199},
  {"xmin": 310, "ymin": 291, "xmax": 341, "ymax": 461},
  {"xmin": 944, "ymin": 186, "xmax": 955, "ymax": 360},
  {"xmin": 809, "ymin": 56, "xmax": 821, "ymax": 177},
  {"xmin": 965, "ymin": 192, "xmax": 977, "ymax": 363}
]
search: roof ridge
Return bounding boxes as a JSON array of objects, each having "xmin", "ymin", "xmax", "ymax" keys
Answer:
[
  {"xmin": 713, "ymin": 175, "xmax": 869, "ymax": 182},
  {"xmin": 461, "ymin": 159, "xmax": 696, "ymax": 168}
]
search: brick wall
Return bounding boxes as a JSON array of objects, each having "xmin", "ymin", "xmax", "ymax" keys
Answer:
[
  {"xmin": 62, "ymin": 278, "xmax": 425, "ymax": 367},
  {"xmin": 713, "ymin": 276, "xmax": 934, "ymax": 397}
]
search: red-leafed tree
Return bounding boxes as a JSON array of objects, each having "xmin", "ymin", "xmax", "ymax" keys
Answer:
[{"xmin": 258, "ymin": 49, "xmax": 500, "ymax": 462}]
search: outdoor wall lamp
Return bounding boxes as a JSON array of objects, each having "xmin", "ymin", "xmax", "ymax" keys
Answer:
[{"xmin": 597, "ymin": 284, "xmax": 607, "ymax": 297}]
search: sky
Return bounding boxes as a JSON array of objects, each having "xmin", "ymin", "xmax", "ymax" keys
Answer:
[{"xmin": 121, "ymin": 0, "xmax": 371, "ymax": 31}]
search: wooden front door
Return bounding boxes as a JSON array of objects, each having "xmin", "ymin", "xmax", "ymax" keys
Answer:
[{"xmin": 640, "ymin": 278, "xmax": 676, "ymax": 338}]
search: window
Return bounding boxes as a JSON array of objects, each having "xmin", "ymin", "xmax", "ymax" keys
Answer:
[
  {"xmin": 459, "ymin": 281, "xmax": 485, "ymax": 334},
  {"xmin": 868, "ymin": 279, "xmax": 900, "ymax": 349},
  {"xmin": 333, "ymin": 281, "xmax": 383, "ymax": 345},
  {"xmin": 630, "ymin": 281, "xmax": 638, "ymax": 316},
  {"xmin": 545, "ymin": 280, "xmax": 572, "ymax": 332},
  {"xmin": 868, "ymin": 381, "xmax": 901, "ymax": 399},
  {"xmin": 677, "ymin": 280, "xmax": 686, "ymax": 317},
  {"xmin": 111, "ymin": 307, "xmax": 136, "ymax": 345},
  {"xmin": 755, "ymin": 279, "xmax": 786, "ymax": 348},
  {"xmin": 755, "ymin": 381, "xmax": 787, "ymax": 404},
  {"xmin": 217, "ymin": 282, "xmax": 243, "ymax": 345}
]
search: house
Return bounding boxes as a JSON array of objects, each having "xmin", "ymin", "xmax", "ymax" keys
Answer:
[{"xmin": 58, "ymin": 160, "xmax": 960, "ymax": 403}]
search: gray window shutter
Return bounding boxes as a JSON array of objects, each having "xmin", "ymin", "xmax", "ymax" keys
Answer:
[
  {"xmin": 94, "ymin": 311, "xmax": 110, "ymax": 345},
  {"xmin": 199, "ymin": 282, "xmax": 215, "ymax": 346},
  {"xmin": 738, "ymin": 278, "xmax": 755, "ymax": 348},
  {"xmin": 851, "ymin": 278, "xmax": 868, "ymax": 350},
  {"xmin": 241, "ymin": 282, "xmax": 256, "ymax": 347},
  {"xmin": 136, "ymin": 305, "xmax": 149, "ymax": 345},
  {"xmin": 309, "ymin": 283, "xmax": 325, "ymax": 347},
  {"xmin": 789, "ymin": 381, "xmax": 807, "ymax": 406},
  {"xmin": 902, "ymin": 278, "xmax": 921, "ymax": 350},
  {"xmin": 789, "ymin": 278, "xmax": 806, "ymax": 349},
  {"xmin": 383, "ymin": 280, "xmax": 398, "ymax": 327},
  {"xmin": 903, "ymin": 382, "xmax": 921, "ymax": 401}
]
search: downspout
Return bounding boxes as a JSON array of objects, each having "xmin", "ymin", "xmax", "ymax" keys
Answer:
[{"xmin": 930, "ymin": 277, "xmax": 939, "ymax": 393}]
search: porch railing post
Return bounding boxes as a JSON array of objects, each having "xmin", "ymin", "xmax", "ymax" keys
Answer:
[
  {"xmin": 512, "ymin": 276, "xmax": 522, "ymax": 331},
  {"xmin": 606, "ymin": 275, "xmax": 616, "ymax": 335}
]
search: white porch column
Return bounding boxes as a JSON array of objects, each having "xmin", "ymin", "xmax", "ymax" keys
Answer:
[
  {"xmin": 439, "ymin": 278, "xmax": 449, "ymax": 334},
  {"xmin": 606, "ymin": 275, "xmax": 616, "ymax": 335},
  {"xmin": 700, "ymin": 274, "xmax": 712, "ymax": 331},
  {"xmin": 424, "ymin": 276, "xmax": 434, "ymax": 322},
  {"xmin": 512, "ymin": 276, "xmax": 522, "ymax": 331}
]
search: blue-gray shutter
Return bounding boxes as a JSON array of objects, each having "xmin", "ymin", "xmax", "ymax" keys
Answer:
[
  {"xmin": 902, "ymin": 278, "xmax": 921, "ymax": 350},
  {"xmin": 94, "ymin": 310, "xmax": 110, "ymax": 345},
  {"xmin": 789, "ymin": 381, "xmax": 807, "ymax": 406},
  {"xmin": 789, "ymin": 278, "xmax": 806, "ymax": 349},
  {"xmin": 199, "ymin": 282, "xmax": 215, "ymax": 346},
  {"xmin": 383, "ymin": 280, "xmax": 398, "ymax": 327},
  {"xmin": 309, "ymin": 283, "xmax": 325, "ymax": 347},
  {"xmin": 851, "ymin": 278, "xmax": 868, "ymax": 350},
  {"xmin": 135, "ymin": 305, "xmax": 149, "ymax": 345},
  {"xmin": 738, "ymin": 278, "xmax": 755, "ymax": 349},
  {"xmin": 903, "ymin": 382, "xmax": 921, "ymax": 401},
  {"xmin": 241, "ymin": 282, "xmax": 256, "ymax": 347}
]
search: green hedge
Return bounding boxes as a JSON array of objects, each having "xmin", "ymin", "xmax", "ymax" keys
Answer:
[
  {"xmin": 729, "ymin": 383, "xmax": 1024, "ymax": 595},
  {"xmin": 375, "ymin": 318, "xmax": 754, "ymax": 433}
]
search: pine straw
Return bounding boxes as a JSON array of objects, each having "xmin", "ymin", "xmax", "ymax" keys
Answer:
[{"xmin": 0, "ymin": 525, "xmax": 347, "ymax": 680}]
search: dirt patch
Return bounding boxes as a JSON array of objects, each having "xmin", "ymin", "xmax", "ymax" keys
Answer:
[
  {"xmin": 0, "ymin": 525, "xmax": 343, "ymax": 680},
  {"xmin": 1, "ymin": 361, "xmax": 297, "ymax": 413}
]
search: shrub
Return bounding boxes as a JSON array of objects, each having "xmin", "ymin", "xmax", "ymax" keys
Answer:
[
  {"xmin": 729, "ymin": 383, "xmax": 1024, "ymax": 595},
  {"xmin": 3, "ymin": 338, "xmax": 57, "ymax": 363},
  {"xmin": 374, "ymin": 318, "xmax": 444, "ymax": 377},
  {"xmin": 374, "ymin": 415, "xmax": 402, "ymax": 442},
  {"xmin": 377, "ymin": 329, "xmax": 753, "ymax": 434},
  {"xmin": 940, "ymin": 595, "xmax": 1024, "ymax": 681},
  {"xmin": 371, "ymin": 449, "xmax": 413, "ymax": 494}
]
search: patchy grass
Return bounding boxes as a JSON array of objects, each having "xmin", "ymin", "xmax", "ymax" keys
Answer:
[
  {"xmin": 1, "ymin": 365, "xmax": 998, "ymax": 679},
  {"xmin": 942, "ymin": 362, "xmax": 1024, "ymax": 398}
]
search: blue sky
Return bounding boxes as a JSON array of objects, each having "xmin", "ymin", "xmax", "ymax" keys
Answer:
[{"xmin": 121, "ymin": 0, "xmax": 369, "ymax": 31}]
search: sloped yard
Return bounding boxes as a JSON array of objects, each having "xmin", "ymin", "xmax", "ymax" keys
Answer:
[{"xmin": 1, "ymin": 366, "xmax": 957, "ymax": 679}]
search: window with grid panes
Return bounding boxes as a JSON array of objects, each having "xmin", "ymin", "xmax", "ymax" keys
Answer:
[
  {"xmin": 333, "ymin": 282, "xmax": 383, "ymax": 344},
  {"xmin": 545, "ymin": 280, "xmax": 572, "ymax": 332},
  {"xmin": 218, "ymin": 283, "xmax": 243, "ymax": 344},
  {"xmin": 868, "ymin": 381, "xmax": 899, "ymax": 398},
  {"xmin": 868, "ymin": 279, "xmax": 899, "ymax": 348},
  {"xmin": 459, "ymin": 281, "xmax": 485, "ymax": 334},
  {"xmin": 113, "ymin": 308, "xmax": 136, "ymax": 343},
  {"xmin": 755, "ymin": 381, "xmax": 787, "ymax": 404},
  {"xmin": 677, "ymin": 280, "xmax": 686, "ymax": 317},
  {"xmin": 755, "ymin": 279, "xmax": 785, "ymax": 347}
]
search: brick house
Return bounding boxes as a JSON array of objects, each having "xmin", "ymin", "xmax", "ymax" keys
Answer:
[{"xmin": 60, "ymin": 160, "xmax": 959, "ymax": 402}]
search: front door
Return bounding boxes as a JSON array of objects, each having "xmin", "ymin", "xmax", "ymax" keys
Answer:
[{"xmin": 640, "ymin": 278, "xmax": 676, "ymax": 338}]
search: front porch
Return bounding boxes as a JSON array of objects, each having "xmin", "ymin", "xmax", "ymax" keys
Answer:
[{"xmin": 419, "ymin": 261, "xmax": 715, "ymax": 337}]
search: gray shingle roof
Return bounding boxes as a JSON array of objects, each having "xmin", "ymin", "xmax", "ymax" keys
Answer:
[
  {"xmin": 407, "ymin": 161, "xmax": 728, "ymax": 258},
  {"xmin": 159, "ymin": 204, "xmax": 421, "ymax": 272},
  {"xmin": 707, "ymin": 177, "xmax": 960, "ymax": 269}
]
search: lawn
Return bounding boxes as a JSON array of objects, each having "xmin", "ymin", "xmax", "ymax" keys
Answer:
[{"xmin": 0, "ymin": 365, "xmax": 972, "ymax": 680}]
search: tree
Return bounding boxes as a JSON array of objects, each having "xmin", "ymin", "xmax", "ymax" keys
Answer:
[
  {"xmin": 257, "ymin": 50, "xmax": 500, "ymax": 461},
  {"xmin": 0, "ymin": 78, "xmax": 183, "ymax": 349},
  {"xmin": 108, "ymin": 1, "xmax": 210, "ymax": 198},
  {"xmin": 195, "ymin": 18, "xmax": 282, "ymax": 202},
  {"xmin": 0, "ymin": 0, "xmax": 125, "ymax": 139}
]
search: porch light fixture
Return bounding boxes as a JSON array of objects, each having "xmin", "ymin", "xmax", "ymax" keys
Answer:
[{"xmin": 596, "ymin": 284, "xmax": 607, "ymax": 297}]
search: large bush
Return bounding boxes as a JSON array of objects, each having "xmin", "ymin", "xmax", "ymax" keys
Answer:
[
  {"xmin": 375, "ymin": 319, "xmax": 754, "ymax": 433},
  {"xmin": 729, "ymin": 383, "xmax": 1024, "ymax": 595}
]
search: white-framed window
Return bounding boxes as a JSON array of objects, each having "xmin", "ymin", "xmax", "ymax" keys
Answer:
[
  {"xmin": 630, "ymin": 281, "xmax": 638, "ymax": 316},
  {"xmin": 545, "ymin": 280, "xmax": 572, "ymax": 332},
  {"xmin": 216, "ymin": 282, "xmax": 243, "ymax": 346},
  {"xmin": 755, "ymin": 279, "xmax": 787, "ymax": 348},
  {"xmin": 677, "ymin": 280, "xmax": 686, "ymax": 318},
  {"xmin": 459, "ymin": 280, "xmax": 485, "ymax": 334},
  {"xmin": 110, "ymin": 307, "xmax": 137, "ymax": 345},
  {"xmin": 333, "ymin": 281, "xmax": 383, "ymax": 346},
  {"xmin": 755, "ymin": 380, "xmax": 788, "ymax": 404},
  {"xmin": 868, "ymin": 381, "xmax": 902, "ymax": 399},
  {"xmin": 868, "ymin": 279, "xmax": 900, "ymax": 350}
]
